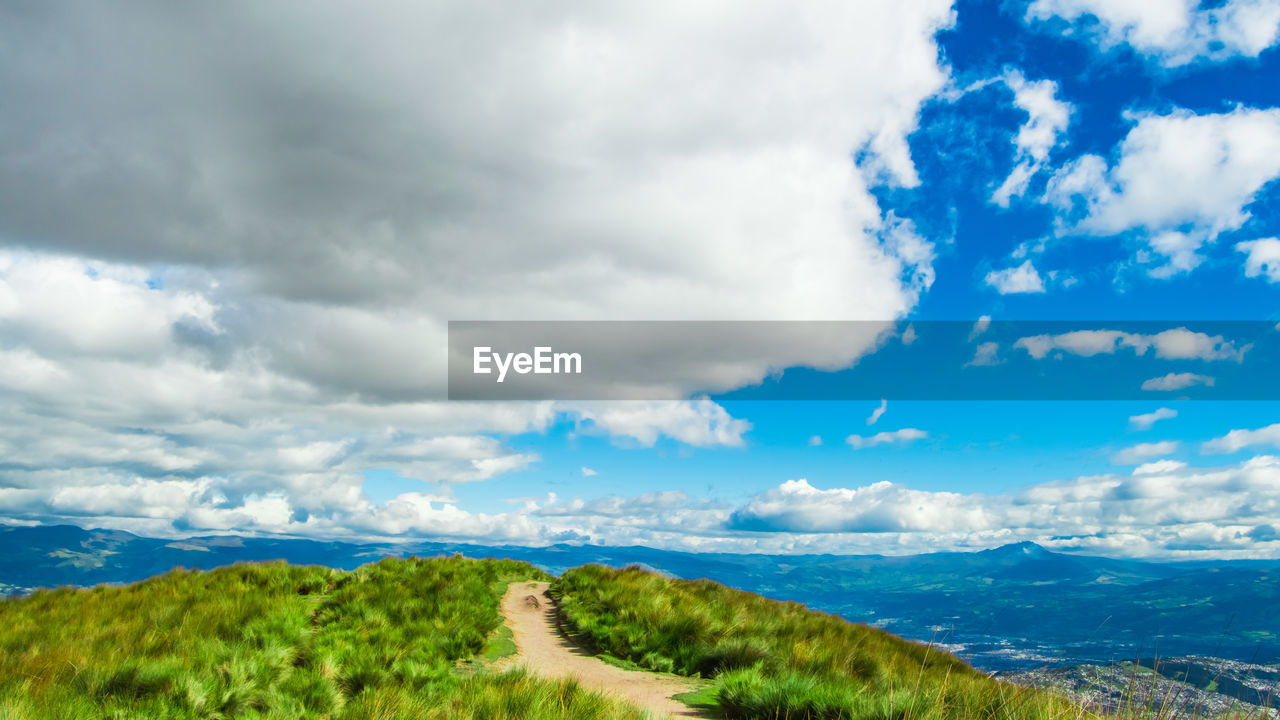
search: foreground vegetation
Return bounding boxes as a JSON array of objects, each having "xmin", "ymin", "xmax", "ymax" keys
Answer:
[
  {"xmin": 4, "ymin": 557, "xmax": 1267, "ymax": 719},
  {"xmin": 0, "ymin": 557, "xmax": 650, "ymax": 720},
  {"xmin": 554, "ymin": 564, "xmax": 1106, "ymax": 720}
]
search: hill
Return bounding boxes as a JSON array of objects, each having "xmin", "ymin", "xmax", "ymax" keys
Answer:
[
  {"xmin": 0, "ymin": 556, "xmax": 649, "ymax": 720},
  {"xmin": 552, "ymin": 564, "xmax": 1095, "ymax": 720},
  {"xmin": 4, "ymin": 554, "xmax": 1276, "ymax": 719},
  {"xmin": 0, "ymin": 556, "xmax": 1109, "ymax": 720},
  {"xmin": 4, "ymin": 524, "xmax": 1278, "ymax": 672}
]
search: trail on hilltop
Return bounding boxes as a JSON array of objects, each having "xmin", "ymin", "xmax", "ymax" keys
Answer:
[{"xmin": 494, "ymin": 581, "xmax": 711, "ymax": 719}]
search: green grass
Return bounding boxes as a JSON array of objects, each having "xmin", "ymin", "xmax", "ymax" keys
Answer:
[
  {"xmin": 0, "ymin": 556, "xmax": 652, "ymax": 719},
  {"xmin": 427, "ymin": 669, "xmax": 654, "ymax": 720},
  {"xmin": 671, "ymin": 684, "xmax": 723, "ymax": 715},
  {"xmin": 466, "ymin": 578, "xmax": 524, "ymax": 668},
  {"xmin": 5, "ymin": 557, "xmax": 1263, "ymax": 720},
  {"xmin": 478, "ymin": 624, "xmax": 518, "ymax": 665},
  {"xmin": 553, "ymin": 564, "xmax": 1104, "ymax": 720}
]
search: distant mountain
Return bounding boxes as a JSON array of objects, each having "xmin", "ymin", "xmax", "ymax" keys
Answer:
[{"xmin": 2, "ymin": 524, "xmax": 1277, "ymax": 672}]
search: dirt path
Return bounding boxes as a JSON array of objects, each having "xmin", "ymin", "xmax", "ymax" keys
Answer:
[{"xmin": 494, "ymin": 580, "xmax": 710, "ymax": 718}]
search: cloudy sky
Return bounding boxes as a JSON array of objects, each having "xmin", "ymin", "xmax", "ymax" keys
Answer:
[{"xmin": 1, "ymin": 0, "xmax": 1279, "ymax": 560}]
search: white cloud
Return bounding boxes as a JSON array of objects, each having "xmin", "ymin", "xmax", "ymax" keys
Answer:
[
  {"xmin": 1015, "ymin": 328, "xmax": 1248, "ymax": 361},
  {"xmin": 6, "ymin": 450, "xmax": 1280, "ymax": 560},
  {"xmin": 993, "ymin": 162, "xmax": 1038, "ymax": 208},
  {"xmin": 1005, "ymin": 72, "xmax": 1073, "ymax": 163},
  {"xmin": 0, "ymin": 2, "xmax": 950, "ymax": 331},
  {"xmin": 0, "ymin": 253, "xmax": 218, "ymax": 361},
  {"xmin": 731, "ymin": 478, "xmax": 993, "ymax": 533},
  {"xmin": 1144, "ymin": 230, "xmax": 1207, "ymax": 278},
  {"xmin": 1129, "ymin": 407, "xmax": 1177, "ymax": 430},
  {"xmin": 992, "ymin": 70, "xmax": 1072, "ymax": 206},
  {"xmin": 846, "ymin": 428, "xmax": 927, "ymax": 449},
  {"xmin": 970, "ymin": 315, "xmax": 992, "ymax": 339},
  {"xmin": 538, "ymin": 490, "xmax": 705, "ymax": 520},
  {"xmin": 866, "ymin": 399, "xmax": 888, "ymax": 425},
  {"xmin": 808, "ymin": 435, "xmax": 824, "ymax": 447},
  {"xmin": 570, "ymin": 399, "xmax": 751, "ymax": 448},
  {"xmin": 581, "ymin": 467, "xmax": 598, "ymax": 477},
  {"xmin": 1133, "ymin": 459, "xmax": 1187, "ymax": 475},
  {"xmin": 967, "ymin": 341, "xmax": 1001, "ymax": 367},
  {"xmin": 278, "ymin": 440, "xmax": 353, "ymax": 471},
  {"xmin": 0, "ymin": 252, "xmax": 764, "ymax": 530},
  {"xmin": 1142, "ymin": 372, "xmax": 1215, "ymax": 391},
  {"xmin": 0, "ymin": 0, "xmax": 962, "ymax": 539},
  {"xmin": 1026, "ymin": 0, "xmax": 1280, "ymax": 66},
  {"xmin": 1237, "ymin": 238, "xmax": 1280, "ymax": 283},
  {"xmin": 723, "ymin": 455, "xmax": 1280, "ymax": 559},
  {"xmin": 1044, "ymin": 108, "xmax": 1280, "ymax": 278},
  {"xmin": 985, "ymin": 260, "xmax": 1047, "ymax": 294},
  {"xmin": 1112, "ymin": 440, "xmax": 1179, "ymax": 465},
  {"xmin": 1202, "ymin": 422, "xmax": 1280, "ymax": 454},
  {"xmin": 901, "ymin": 324, "xmax": 918, "ymax": 345},
  {"xmin": 48, "ymin": 479, "xmax": 207, "ymax": 520},
  {"xmin": 349, "ymin": 493, "xmax": 542, "ymax": 542}
]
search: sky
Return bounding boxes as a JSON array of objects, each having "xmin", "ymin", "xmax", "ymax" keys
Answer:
[{"xmin": 1, "ymin": 0, "xmax": 1279, "ymax": 560}]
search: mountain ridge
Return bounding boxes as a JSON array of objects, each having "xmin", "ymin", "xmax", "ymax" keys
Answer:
[{"xmin": 3, "ymin": 523, "xmax": 1278, "ymax": 672}]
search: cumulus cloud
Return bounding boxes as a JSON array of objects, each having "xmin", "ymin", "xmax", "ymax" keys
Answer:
[
  {"xmin": 1015, "ymin": 328, "xmax": 1248, "ymax": 361},
  {"xmin": 581, "ymin": 467, "xmax": 598, "ymax": 477},
  {"xmin": 808, "ymin": 435, "xmax": 824, "ymax": 447},
  {"xmin": 1026, "ymin": 0, "xmax": 1280, "ymax": 66},
  {"xmin": 1142, "ymin": 372, "xmax": 1215, "ymax": 391},
  {"xmin": 846, "ymin": 428, "xmax": 927, "ymax": 449},
  {"xmin": 0, "ymin": 1, "xmax": 947, "ymax": 327},
  {"xmin": 570, "ymin": 400, "xmax": 751, "ymax": 448},
  {"xmin": 730, "ymin": 479, "xmax": 993, "ymax": 533},
  {"xmin": 723, "ymin": 455, "xmax": 1280, "ymax": 559},
  {"xmin": 1112, "ymin": 440, "xmax": 1179, "ymax": 465},
  {"xmin": 0, "ymin": 250, "xmax": 762, "ymax": 537},
  {"xmin": 1237, "ymin": 238, "xmax": 1280, "ymax": 283},
  {"xmin": 1129, "ymin": 407, "xmax": 1177, "ymax": 430},
  {"xmin": 0, "ymin": 253, "xmax": 217, "ymax": 362},
  {"xmin": 1202, "ymin": 422, "xmax": 1280, "ymax": 454},
  {"xmin": 992, "ymin": 71, "xmax": 1072, "ymax": 206},
  {"xmin": 5, "ymin": 450, "xmax": 1280, "ymax": 560},
  {"xmin": 347, "ymin": 493, "xmax": 544, "ymax": 542},
  {"xmin": 1044, "ymin": 108, "xmax": 1280, "ymax": 278},
  {"xmin": 985, "ymin": 260, "xmax": 1047, "ymax": 293},
  {"xmin": 0, "ymin": 2, "xmax": 959, "ymax": 538}
]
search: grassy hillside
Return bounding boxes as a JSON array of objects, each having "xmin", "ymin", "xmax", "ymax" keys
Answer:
[
  {"xmin": 553, "ymin": 564, "xmax": 1100, "ymax": 720},
  {"xmin": 4, "ymin": 557, "xmax": 1263, "ymax": 720},
  {"xmin": 0, "ymin": 556, "xmax": 649, "ymax": 720}
]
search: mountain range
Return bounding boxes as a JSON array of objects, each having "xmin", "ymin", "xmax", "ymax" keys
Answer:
[{"xmin": 3, "ymin": 524, "xmax": 1277, "ymax": 673}]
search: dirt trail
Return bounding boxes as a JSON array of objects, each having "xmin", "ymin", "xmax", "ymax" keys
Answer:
[{"xmin": 494, "ymin": 580, "xmax": 709, "ymax": 719}]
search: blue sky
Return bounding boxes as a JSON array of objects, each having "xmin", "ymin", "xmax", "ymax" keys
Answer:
[
  {"xmin": 904, "ymin": 0, "xmax": 1280, "ymax": 321},
  {"xmin": 445, "ymin": 400, "xmax": 1280, "ymax": 505},
  {"xmin": 0, "ymin": 0, "xmax": 1278, "ymax": 559},
  {"xmin": 447, "ymin": 0, "xmax": 1280, "ymax": 556}
]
